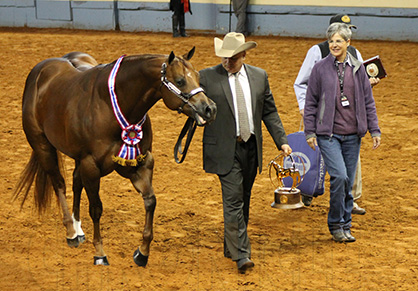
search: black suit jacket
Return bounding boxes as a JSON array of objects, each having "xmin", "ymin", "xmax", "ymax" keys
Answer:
[{"xmin": 200, "ymin": 63, "xmax": 288, "ymax": 175}]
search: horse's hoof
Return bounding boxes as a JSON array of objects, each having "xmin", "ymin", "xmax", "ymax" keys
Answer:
[
  {"xmin": 94, "ymin": 256, "xmax": 110, "ymax": 266},
  {"xmin": 133, "ymin": 248, "xmax": 148, "ymax": 267},
  {"xmin": 78, "ymin": 235, "xmax": 86, "ymax": 244},
  {"xmin": 67, "ymin": 237, "xmax": 80, "ymax": 248}
]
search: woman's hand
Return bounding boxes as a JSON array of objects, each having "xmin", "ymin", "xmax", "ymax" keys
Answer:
[{"xmin": 307, "ymin": 137, "xmax": 317, "ymax": 151}]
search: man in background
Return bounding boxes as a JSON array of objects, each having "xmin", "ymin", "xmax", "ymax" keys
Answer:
[
  {"xmin": 233, "ymin": 0, "xmax": 249, "ymax": 36},
  {"xmin": 170, "ymin": 0, "xmax": 191, "ymax": 37}
]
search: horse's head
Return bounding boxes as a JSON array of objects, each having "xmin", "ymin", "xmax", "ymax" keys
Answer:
[{"xmin": 160, "ymin": 47, "xmax": 217, "ymax": 126}]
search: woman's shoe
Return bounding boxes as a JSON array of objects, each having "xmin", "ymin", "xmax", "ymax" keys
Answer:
[
  {"xmin": 344, "ymin": 230, "xmax": 356, "ymax": 242},
  {"xmin": 332, "ymin": 230, "xmax": 348, "ymax": 243}
]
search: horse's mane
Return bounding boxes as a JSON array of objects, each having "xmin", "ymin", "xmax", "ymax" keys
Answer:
[
  {"xmin": 123, "ymin": 54, "xmax": 188, "ymax": 65},
  {"xmin": 105, "ymin": 53, "xmax": 190, "ymax": 72},
  {"xmin": 126, "ymin": 54, "xmax": 166, "ymax": 62}
]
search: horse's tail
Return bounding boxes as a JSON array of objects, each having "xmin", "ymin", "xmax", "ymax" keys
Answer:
[{"xmin": 12, "ymin": 151, "xmax": 65, "ymax": 213}]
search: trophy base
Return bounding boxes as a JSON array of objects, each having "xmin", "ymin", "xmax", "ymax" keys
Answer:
[{"xmin": 271, "ymin": 187, "xmax": 304, "ymax": 209}]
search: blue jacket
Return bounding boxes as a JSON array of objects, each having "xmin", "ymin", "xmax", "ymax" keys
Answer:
[{"xmin": 304, "ymin": 53, "xmax": 381, "ymax": 139}]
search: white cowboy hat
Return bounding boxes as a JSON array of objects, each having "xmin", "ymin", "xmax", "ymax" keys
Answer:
[{"xmin": 214, "ymin": 32, "xmax": 257, "ymax": 58}]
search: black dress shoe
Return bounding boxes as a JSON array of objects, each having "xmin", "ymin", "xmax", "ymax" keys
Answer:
[
  {"xmin": 236, "ymin": 258, "xmax": 254, "ymax": 273},
  {"xmin": 332, "ymin": 230, "xmax": 348, "ymax": 243},
  {"xmin": 344, "ymin": 230, "xmax": 356, "ymax": 242},
  {"xmin": 352, "ymin": 202, "xmax": 366, "ymax": 215},
  {"xmin": 302, "ymin": 195, "xmax": 313, "ymax": 206}
]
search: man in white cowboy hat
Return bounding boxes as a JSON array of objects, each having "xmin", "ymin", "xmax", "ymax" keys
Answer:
[{"xmin": 199, "ymin": 32, "xmax": 292, "ymax": 273}]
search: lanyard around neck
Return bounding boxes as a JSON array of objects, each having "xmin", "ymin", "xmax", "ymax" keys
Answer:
[{"xmin": 335, "ymin": 60, "xmax": 347, "ymax": 97}]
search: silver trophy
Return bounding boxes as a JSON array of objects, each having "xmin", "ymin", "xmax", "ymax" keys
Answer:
[{"xmin": 268, "ymin": 153, "xmax": 305, "ymax": 209}]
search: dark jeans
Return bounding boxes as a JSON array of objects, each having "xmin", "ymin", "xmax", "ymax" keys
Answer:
[{"xmin": 317, "ymin": 134, "xmax": 361, "ymax": 234}]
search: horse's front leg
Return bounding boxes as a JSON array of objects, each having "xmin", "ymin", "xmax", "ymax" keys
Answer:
[
  {"xmin": 130, "ymin": 152, "xmax": 156, "ymax": 267},
  {"xmin": 80, "ymin": 157, "xmax": 109, "ymax": 265}
]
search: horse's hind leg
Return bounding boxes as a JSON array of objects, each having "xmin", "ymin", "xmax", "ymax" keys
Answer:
[
  {"xmin": 28, "ymin": 141, "xmax": 77, "ymax": 242},
  {"xmin": 69, "ymin": 161, "xmax": 86, "ymax": 247}
]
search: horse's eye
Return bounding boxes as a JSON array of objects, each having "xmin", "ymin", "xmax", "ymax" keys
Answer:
[{"xmin": 176, "ymin": 78, "xmax": 185, "ymax": 87}]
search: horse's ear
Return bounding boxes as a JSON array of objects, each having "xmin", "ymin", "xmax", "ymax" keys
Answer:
[
  {"xmin": 184, "ymin": 46, "xmax": 195, "ymax": 61},
  {"xmin": 168, "ymin": 51, "xmax": 175, "ymax": 65}
]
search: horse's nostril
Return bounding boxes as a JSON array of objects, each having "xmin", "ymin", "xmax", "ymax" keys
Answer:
[
  {"xmin": 206, "ymin": 105, "xmax": 213, "ymax": 116},
  {"xmin": 205, "ymin": 106, "xmax": 211, "ymax": 116},
  {"xmin": 205, "ymin": 104, "xmax": 217, "ymax": 119}
]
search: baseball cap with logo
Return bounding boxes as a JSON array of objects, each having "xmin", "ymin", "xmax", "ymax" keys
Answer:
[{"xmin": 329, "ymin": 14, "xmax": 357, "ymax": 29}]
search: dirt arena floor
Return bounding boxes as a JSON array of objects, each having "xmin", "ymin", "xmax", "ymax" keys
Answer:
[{"xmin": 0, "ymin": 27, "xmax": 417, "ymax": 291}]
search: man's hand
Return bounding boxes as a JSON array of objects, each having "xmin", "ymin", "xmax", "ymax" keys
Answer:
[
  {"xmin": 307, "ymin": 137, "xmax": 317, "ymax": 151},
  {"xmin": 372, "ymin": 136, "xmax": 381, "ymax": 149},
  {"xmin": 299, "ymin": 108, "xmax": 304, "ymax": 117},
  {"xmin": 370, "ymin": 77, "xmax": 380, "ymax": 87},
  {"xmin": 281, "ymin": 144, "xmax": 292, "ymax": 156}
]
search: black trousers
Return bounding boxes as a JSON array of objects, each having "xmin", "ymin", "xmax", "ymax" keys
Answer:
[
  {"xmin": 171, "ymin": 3, "xmax": 186, "ymax": 34},
  {"xmin": 218, "ymin": 135, "xmax": 257, "ymax": 261}
]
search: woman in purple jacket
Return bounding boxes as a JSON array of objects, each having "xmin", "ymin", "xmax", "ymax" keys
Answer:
[{"xmin": 304, "ymin": 23, "xmax": 381, "ymax": 243}]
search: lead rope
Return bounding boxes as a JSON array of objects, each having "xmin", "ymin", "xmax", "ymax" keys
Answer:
[{"xmin": 174, "ymin": 117, "xmax": 197, "ymax": 164}]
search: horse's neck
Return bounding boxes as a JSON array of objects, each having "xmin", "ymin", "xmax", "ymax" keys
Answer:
[{"xmin": 111, "ymin": 56, "xmax": 163, "ymax": 123}]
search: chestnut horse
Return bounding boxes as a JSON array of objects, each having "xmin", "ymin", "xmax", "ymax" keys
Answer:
[{"xmin": 13, "ymin": 48, "xmax": 216, "ymax": 266}]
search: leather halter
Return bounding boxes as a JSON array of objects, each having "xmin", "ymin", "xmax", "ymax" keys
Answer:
[
  {"xmin": 160, "ymin": 62, "xmax": 205, "ymax": 113},
  {"xmin": 160, "ymin": 62, "xmax": 204, "ymax": 164}
]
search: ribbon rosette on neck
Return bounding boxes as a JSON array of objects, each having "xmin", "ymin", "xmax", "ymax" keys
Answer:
[
  {"xmin": 122, "ymin": 124, "xmax": 144, "ymax": 146},
  {"xmin": 108, "ymin": 55, "xmax": 148, "ymax": 167}
]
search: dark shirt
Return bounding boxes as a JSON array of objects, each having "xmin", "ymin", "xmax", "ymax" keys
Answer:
[{"xmin": 333, "ymin": 62, "xmax": 357, "ymax": 135}]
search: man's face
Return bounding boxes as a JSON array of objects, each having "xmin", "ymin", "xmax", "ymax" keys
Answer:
[{"xmin": 221, "ymin": 51, "xmax": 246, "ymax": 74}]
